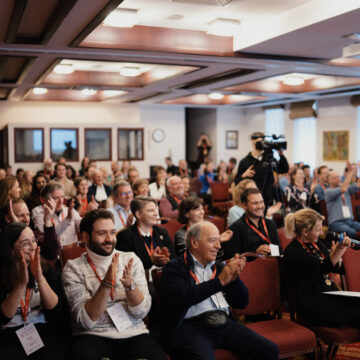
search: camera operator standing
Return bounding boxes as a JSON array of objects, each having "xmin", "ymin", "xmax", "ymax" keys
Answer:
[{"xmin": 235, "ymin": 132, "xmax": 289, "ymax": 206}]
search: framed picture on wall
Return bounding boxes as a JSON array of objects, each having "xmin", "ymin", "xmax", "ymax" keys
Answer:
[
  {"xmin": 85, "ymin": 129, "xmax": 111, "ymax": 161},
  {"xmin": 14, "ymin": 128, "xmax": 44, "ymax": 162},
  {"xmin": 118, "ymin": 128, "xmax": 144, "ymax": 160},
  {"xmin": 50, "ymin": 128, "xmax": 79, "ymax": 161},
  {"xmin": 322, "ymin": 130, "xmax": 349, "ymax": 161},
  {"xmin": 225, "ymin": 130, "xmax": 238, "ymax": 149}
]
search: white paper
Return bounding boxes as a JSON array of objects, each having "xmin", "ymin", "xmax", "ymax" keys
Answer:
[
  {"xmin": 107, "ymin": 302, "xmax": 133, "ymax": 333},
  {"xmin": 323, "ymin": 291, "xmax": 360, "ymax": 298},
  {"xmin": 300, "ymin": 192, "xmax": 308, "ymax": 201},
  {"xmin": 16, "ymin": 322, "xmax": 44, "ymax": 355},
  {"xmin": 270, "ymin": 244, "xmax": 280, "ymax": 256},
  {"xmin": 342, "ymin": 206, "xmax": 351, "ymax": 218}
]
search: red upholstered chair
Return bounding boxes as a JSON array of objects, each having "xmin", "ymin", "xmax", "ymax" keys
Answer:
[
  {"xmin": 60, "ymin": 243, "xmax": 86, "ymax": 267},
  {"xmin": 278, "ymin": 228, "xmax": 293, "ymax": 250},
  {"xmin": 342, "ymin": 248, "xmax": 360, "ymax": 291},
  {"xmin": 151, "ymin": 269, "xmax": 241, "ymax": 360},
  {"xmin": 190, "ymin": 177, "xmax": 202, "ymax": 195},
  {"xmin": 158, "ymin": 219, "xmax": 183, "ymax": 243},
  {"xmin": 233, "ymin": 257, "xmax": 317, "ymax": 359},
  {"xmin": 319, "ymin": 200, "xmax": 329, "ymax": 226},
  {"xmin": 205, "ymin": 215, "xmax": 226, "ymax": 234},
  {"xmin": 210, "ymin": 182, "xmax": 231, "ymax": 214}
]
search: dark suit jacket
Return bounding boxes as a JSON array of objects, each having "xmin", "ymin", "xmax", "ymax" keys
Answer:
[
  {"xmin": 116, "ymin": 223, "xmax": 174, "ymax": 270},
  {"xmin": 87, "ymin": 184, "xmax": 112, "ymax": 202},
  {"xmin": 161, "ymin": 251, "xmax": 249, "ymax": 341}
]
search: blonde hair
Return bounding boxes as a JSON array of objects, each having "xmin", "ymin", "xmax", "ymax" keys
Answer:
[
  {"xmin": 284, "ymin": 209, "xmax": 324, "ymax": 237},
  {"xmin": 232, "ymin": 179, "xmax": 256, "ymax": 206}
]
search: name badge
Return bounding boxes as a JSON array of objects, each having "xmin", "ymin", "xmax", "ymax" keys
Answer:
[
  {"xmin": 270, "ymin": 244, "xmax": 280, "ymax": 256},
  {"xmin": 107, "ymin": 302, "xmax": 133, "ymax": 333},
  {"xmin": 300, "ymin": 192, "xmax": 307, "ymax": 201},
  {"xmin": 16, "ymin": 322, "xmax": 44, "ymax": 356},
  {"xmin": 342, "ymin": 206, "xmax": 351, "ymax": 218}
]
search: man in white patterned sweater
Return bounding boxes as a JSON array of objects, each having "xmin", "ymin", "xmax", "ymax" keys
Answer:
[{"xmin": 62, "ymin": 209, "xmax": 167, "ymax": 360}]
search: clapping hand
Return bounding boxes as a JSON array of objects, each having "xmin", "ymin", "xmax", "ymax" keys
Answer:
[
  {"xmin": 151, "ymin": 247, "xmax": 170, "ymax": 266},
  {"xmin": 29, "ymin": 247, "xmax": 43, "ymax": 283},
  {"xmin": 104, "ymin": 252, "xmax": 119, "ymax": 284},
  {"xmin": 87, "ymin": 195, "xmax": 99, "ymax": 212},
  {"xmin": 120, "ymin": 258, "xmax": 134, "ymax": 289},
  {"xmin": 8, "ymin": 200, "xmax": 19, "ymax": 223},
  {"xmin": 219, "ymin": 230, "xmax": 233, "ymax": 243}
]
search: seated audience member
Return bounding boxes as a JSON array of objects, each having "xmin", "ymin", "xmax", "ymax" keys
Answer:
[
  {"xmin": 4, "ymin": 199, "xmax": 59, "ymax": 261},
  {"xmin": 0, "ymin": 176, "xmax": 22, "ymax": 207},
  {"xmin": 228, "ymin": 179, "xmax": 256, "ymax": 227},
  {"xmin": 116, "ymin": 196, "xmax": 173, "ymax": 270},
  {"xmin": 0, "ymin": 167, "xmax": 6, "ymax": 180},
  {"xmin": 79, "ymin": 156, "xmax": 90, "ymax": 177},
  {"xmin": 0, "ymin": 222, "xmax": 69, "ymax": 359},
  {"xmin": 133, "ymin": 178, "xmax": 150, "ymax": 196},
  {"xmin": 110, "ymin": 161, "xmax": 123, "ymax": 185},
  {"xmin": 87, "ymin": 169, "xmax": 112, "ymax": 204},
  {"xmin": 20, "ymin": 170, "xmax": 34, "ymax": 199},
  {"xmin": 181, "ymin": 175, "xmax": 194, "ymax": 197},
  {"xmin": 26, "ymin": 174, "xmax": 47, "ymax": 212},
  {"xmin": 16, "ymin": 168, "xmax": 25, "ymax": 185},
  {"xmin": 128, "ymin": 166, "xmax": 139, "ymax": 186},
  {"xmin": 326, "ymin": 161, "xmax": 360, "ymax": 238},
  {"xmin": 120, "ymin": 160, "xmax": 130, "ymax": 180},
  {"xmin": 302, "ymin": 164, "xmax": 312, "ymax": 187},
  {"xmin": 283, "ymin": 209, "xmax": 360, "ymax": 327},
  {"xmin": 66, "ymin": 165, "xmax": 77, "ymax": 182},
  {"xmin": 285, "ymin": 167, "xmax": 310, "ymax": 212},
  {"xmin": 62, "ymin": 209, "xmax": 167, "ymax": 360},
  {"xmin": 108, "ymin": 181, "xmax": 135, "ymax": 233},
  {"xmin": 53, "ymin": 163, "xmax": 76, "ymax": 199},
  {"xmin": 159, "ymin": 176, "xmax": 185, "ymax": 220},
  {"xmin": 175, "ymin": 196, "xmax": 233, "ymax": 256},
  {"xmin": 100, "ymin": 167, "xmax": 111, "ymax": 186},
  {"xmin": 32, "ymin": 182, "xmax": 81, "ymax": 246},
  {"xmin": 5, "ymin": 165, "xmax": 13, "ymax": 177},
  {"xmin": 165, "ymin": 156, "xmax": 178, "ymax": 176},
  {"xmin": 223, "ymin": 188, "xmax": 280, "ymax": 259},
  {"xmin": 310, "ymin": 165, "xmax": 329, "ymax": 212},
  {"xmin": 178, "ymin": 159, "xmax": 191, "ymax": 178},
  {"xmin": 72, "ymin": 177, "xmax": 98, "ymax": 217},
  {"xmin": 227, "ymin": 157, "xmax": 237, "ymax": 183},
  {"xmin": 161, "ymin": 221, "xmax": 279, "ymax": 360},
  {"xmin": 149, "ymin": 166, "xmax": 167, "ymax": 201},
  {"xmin": 41, "ymin": 158, "xmax": 54, "ymax": 180},
  {"xmin": 199, "ymin": 160, "xmax": 215, "ymax": 194}
]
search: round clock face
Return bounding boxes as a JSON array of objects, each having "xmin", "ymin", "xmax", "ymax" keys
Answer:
[{"xmin": 152, "ymin": 128, "xmax": 165, "ymax": 143}]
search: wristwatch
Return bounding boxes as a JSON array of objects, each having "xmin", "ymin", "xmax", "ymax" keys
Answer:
[{"xmin": 125, "ymin": 281, "xmax": 136, "ymax": 291}]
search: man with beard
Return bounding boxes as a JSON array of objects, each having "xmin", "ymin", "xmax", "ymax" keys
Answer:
[
  {"xmin": 62, "ymin": 209, "xmax": 167, "ymax": 360},
  {"xmin": 222, "ymin": 188, "xmax": 280, "ymax": 259}
]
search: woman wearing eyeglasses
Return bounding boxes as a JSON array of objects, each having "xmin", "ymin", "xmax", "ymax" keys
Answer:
[{"xmin": 0, "ymin": 222, "xmax": 69, "ymax": 359}]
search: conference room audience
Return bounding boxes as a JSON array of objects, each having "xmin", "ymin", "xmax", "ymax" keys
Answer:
[
  {"xmin": 20, "ymin": 170, "xmax": 34, "ymax": 199},
  {"xmin": 79, "ymin": 156, "xmax": 90, "ymax": 176},
  {"xmin": 128, "ymin": 166, "xmax": 140, "ymax": 186},
  {"xmin": 0, "ymin": 222, "xmax": 70, "ymax": 359},
  {"xmin": 87, "ymin": 169, "xmax": 112, "ymax": 204},
  {"xmin": 159, "ymin": 176, "xmax": 185, "ymax": 220},
  {"xmin": 285, "ymin": 167, "xmax": 311, "ymax": 212},
  {"xmin": 72, "ymin": 177, "xmax": 99, "ymax": 217}
]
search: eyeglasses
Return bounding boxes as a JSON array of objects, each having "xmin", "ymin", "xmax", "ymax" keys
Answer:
[
  {"xmin": 16, "ymin": 238, "xmax": 38, "ymax": 249},
  {"xmin": 119, "ymin": 191, "xmax": 133, "ymax": 196}
]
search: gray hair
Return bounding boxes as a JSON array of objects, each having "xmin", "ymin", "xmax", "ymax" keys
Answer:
[
  {"xmin": 40, "ymin": 181, "xmax": 64, "ymax": 199},
  {"xmin": 166, "ymin": 175, "xmax": 180, "ymax": 188},
  {"xmin": 185, "ymin": 221, "xmax": 215, "ymax": 249},
  {"xmin": 113, "ymin": 180, "xmax": 131, "ymax": 196}
]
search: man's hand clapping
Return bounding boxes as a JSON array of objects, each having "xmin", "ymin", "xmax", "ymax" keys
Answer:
[{"xmin": 218, "ymin": 254, "xmax": 246, "ymax": 286}]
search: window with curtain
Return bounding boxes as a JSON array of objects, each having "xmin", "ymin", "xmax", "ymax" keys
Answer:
[
  {"xmin": 265, "ymin": 107, "xmax": 285, "ymax": 160},
  {"xmin": 293, "ymin": 117, "xmax": 316, "ymax": 170}
]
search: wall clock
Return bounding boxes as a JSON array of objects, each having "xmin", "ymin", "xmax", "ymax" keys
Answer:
[{"xmin": 152, "ymin": 128, "xmax": 165, "ymax": 143}]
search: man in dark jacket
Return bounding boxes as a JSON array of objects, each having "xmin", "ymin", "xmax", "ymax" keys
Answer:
[
  {"xmin": 161, "ymin": 221, "xmax": 278, "ymax": 360},
  {"xmin": 87, "ymin": 169, "xmax": 112, "ymax": 204}
]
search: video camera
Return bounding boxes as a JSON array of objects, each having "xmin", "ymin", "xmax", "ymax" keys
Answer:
[{"xmin": 255, "ymin": 134, "xmax": 287, "ymax": 152}]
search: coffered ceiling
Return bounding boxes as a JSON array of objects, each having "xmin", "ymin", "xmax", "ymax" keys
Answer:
[{"xmin": 0, "ymin": 0, "xmax": 359, "ymax": 107}]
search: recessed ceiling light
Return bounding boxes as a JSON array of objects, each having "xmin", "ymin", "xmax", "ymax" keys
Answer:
[
  {"xmin": 54, "ymin": 64, "xmax": 74, "ymax": 75},
  {"xmin": 81, "ymin": 88, "xmax": 97, "ymax": 96},
  {"xmin": 208, "ymin": 92, "xmax": 224, "ymax": 100},
  {"xmin": 103, "ymin": 8, "xmax": 138, "ymax": 28},
  {"xmin": 207, "ymin": 18, "xmax": 240, "ymax": 37},
  {"xmin": 33, "ymin": 87, "xmax": 48, "ymax": 95},
  {"xmin": 103, "ymin": 90, "xmax": 126, "ymax": 97},
  {"xmin": 120, "ymin": 66, "xmax": 142, "ymax": 77},
  {"xmin": 282, "ymin": 77, "xmax": 305, "ymax": 86}
]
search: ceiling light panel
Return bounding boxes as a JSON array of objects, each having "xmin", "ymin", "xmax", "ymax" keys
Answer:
[
  {"xmin": 207, "ymin": 18, "xmax": 240, "ymax": 36},
  {"xmin": 103, "ymin": 8, "xmax": 138, "ymax": 28}
]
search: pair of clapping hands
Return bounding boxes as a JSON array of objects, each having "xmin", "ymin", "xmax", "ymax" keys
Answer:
[
  {"xmin": 151, "ymin": 246, "xmax": 171, "ymax": 266},
  {"xmin": 218, "ymin": 254, "xmax": 246, "ymax": 286},
  {"xmin": 103, "ymin": 253, "xmax": 134, "ymax": 290}
]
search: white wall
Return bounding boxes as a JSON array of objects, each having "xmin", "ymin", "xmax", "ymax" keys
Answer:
[{"xmin": 1, "ymin": 102, "xmax": 185, "ymax": 178}]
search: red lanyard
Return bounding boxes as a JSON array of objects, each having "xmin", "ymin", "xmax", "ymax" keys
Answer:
[
  {"xmin": 245, "ymin": 215, "xmax": 270, "ymax": 244},
  {"xmin": 320, "ymin": 184, "xmax": 327, "ymax": 192},
  {"xmin": 50, "ymin": 210, "xmax": 64, "ymax": 225},
  {"xmin": 86, "ymin": 254, "xmax": 115, "ymax": 300},
  {"xmin": 80, "ymin": 198, "xmax": 88, "ymax": 214},
  {"xmin": 184, "ymin": 252, "xmax": 216, "ymax": 284},
  {"xmin": 20, "ymin": 288, "xmax": 32, "ymax": 322},
  {"xmin": 137, "ymin": 226, "xmax": 154, "ymax": 257},
  {"xmin": 297, "ymin": 237, "xmax": 325, "ymax": 259},
  {"xmin": 169, "ymin": 194, "xmax": 182, "ymax": 205},
  {"xmin": 117, "ymin": 209, "xmax": 126, "ymax": 227}
]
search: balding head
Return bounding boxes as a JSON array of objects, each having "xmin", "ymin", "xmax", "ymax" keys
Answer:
[
  {"xmin": 93, "ymin": 169, "xmax": 104, "ymax": 186},
  {"xmin": 166, "ymin": 175, "xmax": 184, "ymax": 197}
]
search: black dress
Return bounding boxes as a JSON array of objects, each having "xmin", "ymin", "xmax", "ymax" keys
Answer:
[{"xmin": 283, "ymin": 239, "xmax": 360, "ymax": 328}]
